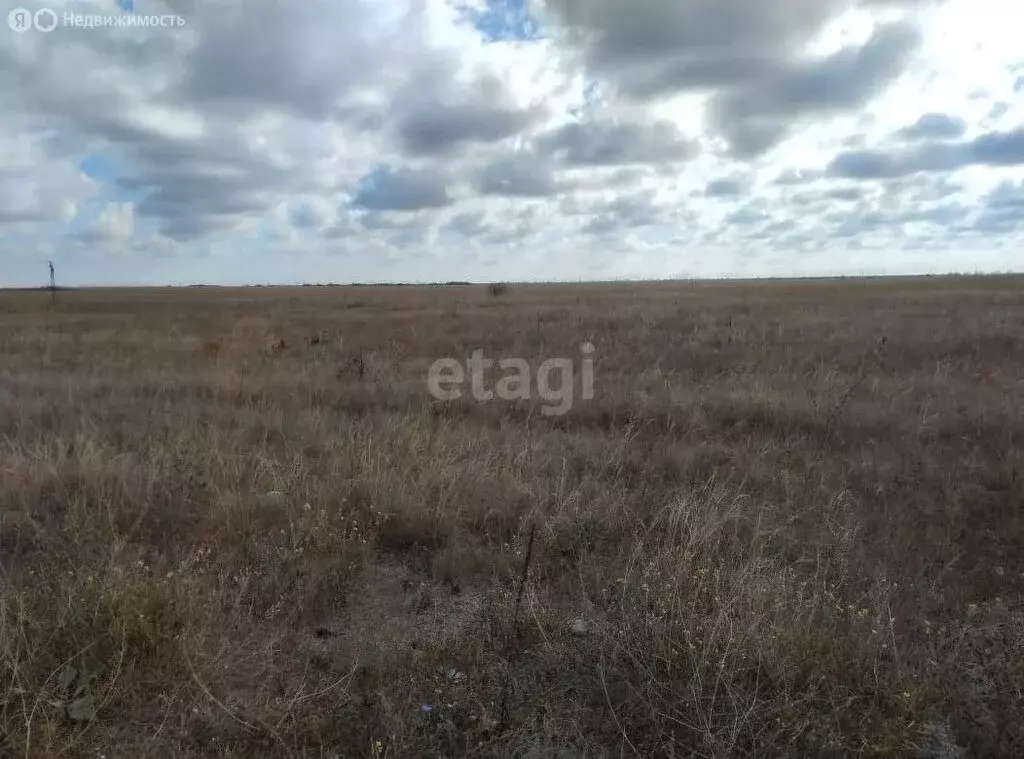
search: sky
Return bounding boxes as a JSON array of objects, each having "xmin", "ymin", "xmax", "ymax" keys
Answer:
[{"xmin": 1, "ymin": 0, "xmax": 1023, "ymax": 286}]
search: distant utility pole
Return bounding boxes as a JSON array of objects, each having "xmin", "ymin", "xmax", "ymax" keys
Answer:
[{"xmin": 48, "ymin": 260, "xmax": 56, "ymax": 306}]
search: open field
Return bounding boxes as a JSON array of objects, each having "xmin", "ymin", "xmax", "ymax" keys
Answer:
[{"xmin": 1, "ymin": 278, "xmax": 1023, "ymax": 757}]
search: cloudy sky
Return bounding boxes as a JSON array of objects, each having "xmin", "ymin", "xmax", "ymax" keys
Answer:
[{"xmin": 2, "ymin": 0, "xmax": 1023, "ymax": 286}]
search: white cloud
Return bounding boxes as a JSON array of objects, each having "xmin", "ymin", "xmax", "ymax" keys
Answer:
[{"xmin": 79, "ymin": 201, "xmax": 135, "ymax": 249}]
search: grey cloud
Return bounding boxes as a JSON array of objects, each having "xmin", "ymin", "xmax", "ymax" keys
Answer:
[
  {"xmin": 398, "ymin": 103, "xmax": 536, "ymax": 155},
  {"xmin": 826, "ymin": 187, "xmax": 864, "ymax": 202},
  {"xmin": 135, "ymin": 180, "xmax": 266, "ymax": 220},
  {"xmin": 984, "ymin": 180, "xmax": 1024, "ymax": 212},
  {"xmin": 156, "ymin": 216, "xmax": 229, "ymax": 242},
  {"xmin": 349, "ymin": 210, "xmax": 433, "ymax": 250},
  {"xmin": 830, "ymin": 210, "xmax": 890, "ymax": 238},
  {"xmin": 972, "ymin": 215, "xmax": 1019, "ymax": 235},
  {"xmin": 716, "ymin": 122, "xmax": 789, "ymax": 160},
  {"xmin": 788, "ymin": 190, "xmax": 827, "ymax": 207},
  {"xmin": 785, "ymin": 185, "xmax": 869, "ymax": 209},
  {"xmin": 351, "ymin": 167, "xmax": 453, "ymax": 211},
  {"xmin": 393, "ymin": 59, "xmax": 540, "ymax": 156},
  {"xmin": 752, "ymin": 181, "xmax": 974, "ymax": 248},
  {"xmin": 583, "ymin": 191, "xmax": 663, "ymax": 235},
  {"xmin": 479, "ymin": 205, "xmax": 544, "ymax": 245},
  {"xmin": 543, "ymin": 0, "xmax": 930, "ymax": 154},
  {"xmin": 827, "ymin": 143, "xmax": 969, "ymax": 179},
  {"xmin": 557, "ymin": 195, "xmax": 592, "ymax": 217},
  {"xmin": 704, "ymin": 177, "xmax": 748, "ymax": 197},
  {"xmin": 971, "ymin": 128, "xmax": 1024, "ymax": 165},
  {"xmin": 827, "ymin": 150, "xmax": 908, "ymax": 179},
  {"xmin": 814, "ymin": 198, "xmax": 972, "ymax": 242},
  {"xmin": 571, "ymin": 166, "xmax": 655, "ymax": 191},
  {"xmin": 827, "ymin": 127, "xmax": 1024, "ymax": 179},
  {"xmin": 543, "ymin": 0, "xmax": 844, "ymax": 98},
  {"xmin": 536, "ymin": 119, "xmax": 695, "ymax": 166},
  {"xmin": 895, "ymin": 113, "xmax": 967, "ymax": 141},
  {"xmin": 882, "ymin": 174, "xmax": 964, "ymax": 202},
  {"xmin": 745, "ymin": 216, "xmax": 798, "ymax": 239},
  {"xmin": 112, "ymin": 130, "xmax": 298, "ymax": 238},
  {"xmin": 893, "ymin": 203, "xmax": 970, "ymax": 226},
  {"xmin": 443, "ymin": 210, "xmax": 489, "ymax": 237},
  {"xmin": 773, "ymin": 168, "xmax": 822, "ymax": 185},
  {"xmin": 476, "ymin": 156, "xmax": 561, "ymax": 197},
  {"xmin": 974, "ymin": 180, "xmax": 1024, "ymax": 234},
  {"xmin": 582, "ymin": 215, "xmax": 619, "ymax": 235},
  {"xmin": 735, "ymin": 216, "xmax": 801, "ymax": 243},
  {"xmin": 986, "ymin": 102, "xmax": 1010, "ymax": 124},
  {"xmin": 357, "ymin": 211, "xmax": 425, "ymax": 231},
  {"xmin": 722, "ymin": 23, "xmax": 919, "ymax": 118},
  {"xmin": 711, "ymin": 22, "xmax": 922, "ymax": 156},
  {"xmin": 725, "ymin": 203, "xmax": 770, "ymax": 226},
  {"xmin": 180, "ymin": 1, "xmax": 384, "ymax": 119},
  {"xmin": 754, "ymin": 218, "xmax": 798, "ymax": 236},
  {"xmin": 802, "ymin": 192, "xmax": 970, "ymax": 242},
  {"xmin": 289, "ymin": 203, "xmax": 323, "ymax": 229},
  {"xmin": 604, "ymin": 168, "xmax": 650, "ymax": 186}
]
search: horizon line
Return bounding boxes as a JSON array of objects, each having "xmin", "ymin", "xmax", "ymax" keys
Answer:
[{"xmin": 3, "ymin": 270, "xmax": 1024, "ymax": 291}]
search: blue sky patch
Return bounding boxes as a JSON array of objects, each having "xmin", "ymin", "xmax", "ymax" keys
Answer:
[
  {"xmin": 467, "ymin": 0, "xmax": 543, "ymax": 43},
  {"xmin": 353, "ymin": 166, "xmax": 387, "ymax": 197},
  {"xmin": 76, "ymin": 153, "xmax": 148, "ymax": 231},
  {"xmin": 80, "ymin": 154, "xmax": 119, "ymax": 183},
  {"xmin": 79, "ymin": 153, "xmax": 147, "ymax": 205}
]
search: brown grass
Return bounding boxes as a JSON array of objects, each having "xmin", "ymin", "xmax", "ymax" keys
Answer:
[{"xmin": 1, "ymin": 277, "xmax": 1022, "ymax": 757}]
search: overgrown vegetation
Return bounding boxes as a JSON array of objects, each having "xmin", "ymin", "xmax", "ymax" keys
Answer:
[{"xmin": 1, "ymin": 277, "xmax": 1022, "ymax": 756}]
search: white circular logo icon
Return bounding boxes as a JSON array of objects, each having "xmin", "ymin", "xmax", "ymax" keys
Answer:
[
  {"xmin": 34, "ymin": 8, "xmax": 58, "ymax": 32},
  {"xmin": 8, "ymin": 8, "xmax": 32, "ymax": 33}
]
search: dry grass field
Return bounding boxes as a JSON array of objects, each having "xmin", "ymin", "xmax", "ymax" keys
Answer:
[{"xmin": 1, "ymin": 277, "xmax": 1023, "ymax": 757}]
